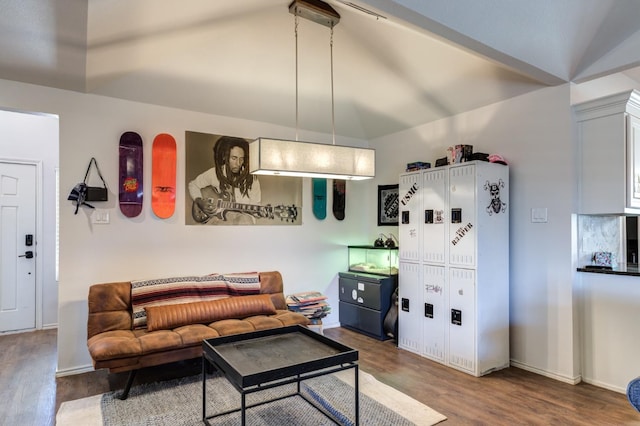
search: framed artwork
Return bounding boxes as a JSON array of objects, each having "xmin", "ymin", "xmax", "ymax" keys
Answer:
[
  {"xmin": 185, "ymin": 131, "xmax": 302, "ymax": 226},
  {"xmin": 378, "ymin": 184, "xmax": 399, "ymax": 226}
]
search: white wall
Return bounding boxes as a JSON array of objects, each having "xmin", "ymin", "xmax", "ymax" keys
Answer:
[
  {"xmin": 0, "ymin": 78, "xmax": 375, "ymax": 374},
  {"xmin": 371, "ymin": 85, "xmax": 581, "ymax": 384},
  {"xmin": 0, "ymin": 109, "xmax": 59, "ymax": 328},
  {"xmin": 4, "ymin": 75, "xmax": 637, "ymax": 392}
]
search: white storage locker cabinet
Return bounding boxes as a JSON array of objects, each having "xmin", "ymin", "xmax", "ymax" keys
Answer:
[
  {"xmin": 398, "ymin": 160, "xmax": 509, "ymax": 377},
  {"xmin": 398, "ymin": 172, "xmax": 422, "ymax": 262},
  {"xmin": 422, "ymin": 168, "xmax": 447, "ymax": 264},
  {"xmin": 398, "ymin": 171, "xmax": 423, "ymax": 354},
  {"xmin": 398, "ymin": 261, "xmax": 422, "ymax": 354},
  {"xmin": 422, "ymin": 264, "xmax": 446, "ymax": 362}
]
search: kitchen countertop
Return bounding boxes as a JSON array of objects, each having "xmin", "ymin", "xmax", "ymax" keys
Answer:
[{"xmin": 577, "ymin": 265, "xmax": 640, "ymax": 277}]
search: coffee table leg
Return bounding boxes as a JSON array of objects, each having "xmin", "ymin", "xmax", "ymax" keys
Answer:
[
  {"xmin": 355, "ymin": 366, "xmax": 359, "ymax": 426},
  {"xmin": 241, "ymin": 392, "xmax": 246, "ymax": 426},
  {"xmin": 202, "ymin": 356, "xmax": 207, "ymax": 422}
]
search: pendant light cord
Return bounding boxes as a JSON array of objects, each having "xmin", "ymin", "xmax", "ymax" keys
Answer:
[
  {"xmin": 330, "ymin": 25, "xmax": 335, "ymax": 146},
  {"xmin": 295, "ymin": 14, "xmax": 299, "ymax": 142},
  {"xmin": 294, "ymin": 9, "xmax": 336, "ymax": 145}
]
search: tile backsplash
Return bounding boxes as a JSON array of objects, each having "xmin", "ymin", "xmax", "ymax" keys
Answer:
[{"xmin": 577, "ymin": 215, "xmax": 623, "ymax": 267}]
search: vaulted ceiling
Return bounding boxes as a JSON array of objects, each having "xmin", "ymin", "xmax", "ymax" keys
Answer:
[{"xmin": 2, "ymin": 0, "xmax": 640, "ymax": 139}]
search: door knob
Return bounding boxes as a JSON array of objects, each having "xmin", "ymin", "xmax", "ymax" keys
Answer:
[{"xmin": 18, "ymin": 251, "xmax": 33, "ymax": 259}]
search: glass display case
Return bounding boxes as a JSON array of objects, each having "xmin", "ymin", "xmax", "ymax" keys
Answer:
[{"xmin": 347, "ymin": 245, "xmax": 399, "ymax": 276}]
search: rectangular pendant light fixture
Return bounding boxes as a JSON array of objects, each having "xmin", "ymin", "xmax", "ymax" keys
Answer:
[{"xmin": 250, "ymin": 137, "xmax": 375, "ymax": 180}]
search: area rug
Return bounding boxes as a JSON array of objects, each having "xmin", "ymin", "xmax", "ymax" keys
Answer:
[{"xmin": 56, "ymin": 369, "xmax": 446, "ymax": 425}]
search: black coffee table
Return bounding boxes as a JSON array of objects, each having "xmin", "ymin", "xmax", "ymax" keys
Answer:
[{"xmin": 202, "ymin": 325, "xmax": 359, "ymax": 425}]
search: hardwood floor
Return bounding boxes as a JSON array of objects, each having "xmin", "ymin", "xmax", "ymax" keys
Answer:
[
  {"xmin": 0, "ymin": 329, "xmax": 57, "ymax": 426},
  {"xmin": 1, "ymin": 327, "xmax": 639, "ymax": 425}
]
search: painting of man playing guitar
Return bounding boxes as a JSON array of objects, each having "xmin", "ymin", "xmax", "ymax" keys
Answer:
[{"xmin": 186, "ymin": 132, "xmax": 300, "ymax": 226}]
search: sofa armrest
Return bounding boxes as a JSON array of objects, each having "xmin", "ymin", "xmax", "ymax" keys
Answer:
[{"xmin": 259, "ymin": 271, "xmax": 287, "ymax": 310}]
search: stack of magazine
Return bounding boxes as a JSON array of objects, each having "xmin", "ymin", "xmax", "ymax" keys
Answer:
[{"xmin": 286, "ymin": 291, "xmax": 331, "ymax": 320}]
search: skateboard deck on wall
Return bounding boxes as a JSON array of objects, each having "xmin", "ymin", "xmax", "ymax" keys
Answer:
[
  {"xmin": 119, "ymin": 131, "xmax": 144, "ymax": 218},
  {"xmin": 151, "ymin": 133, "xmax": 177, "ymax": 219},
  {"xmin": 312, "ymin": 178, "xmax": 327, "ymax": 220},
  {"xmin": 332, "ymin": 179, "xmax": 346, "ymax": 221}
]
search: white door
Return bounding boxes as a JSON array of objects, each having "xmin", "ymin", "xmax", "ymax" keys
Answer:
[{"xmin": 0, "ymin": 162, "xmax": 36, "ymax": 332}]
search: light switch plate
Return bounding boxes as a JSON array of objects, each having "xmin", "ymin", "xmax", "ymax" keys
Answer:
[
  {"xmin": 531, "ymin": 207, "xmax": 548, "ymax": 223},
  {"xmin": 91, "ymin": 210, "xmax": 110, "ymax": 224}
]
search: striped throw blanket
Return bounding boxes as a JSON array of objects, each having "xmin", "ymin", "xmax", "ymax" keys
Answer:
[{"xmin": 131, "ymin": 272, "xmax": 261, "ymax": 328}]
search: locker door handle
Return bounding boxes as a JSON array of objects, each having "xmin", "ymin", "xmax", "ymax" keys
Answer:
[
  {"xmin": 451, "ymin": 208, "xmax": 462, "ymax": 223},
  {"xmin": 425, "ymin": 210, "xmax": 433, "ymax": 224},
  {"xmin": 451, "ymin": 309, "xmax": 462, "ymax": 325},
  {"xmin": 402, "ymin": 211, "xmax": 410, "ymax": 224}
]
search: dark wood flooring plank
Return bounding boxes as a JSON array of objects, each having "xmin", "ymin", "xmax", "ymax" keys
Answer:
[
  {"xmin": 324, "ymin": 327, "xmax": 640, "ymax": 425},
  {"xmin": 0, "ymin": 329, "xmax": 57, "ymax": 426}
]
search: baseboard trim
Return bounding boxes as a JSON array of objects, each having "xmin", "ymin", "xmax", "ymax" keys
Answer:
[
  {"xmin": 56, "ymin": 364, "xmax": 95, "ymax": 378},
  {"xmin": 581, "ymin": 377, "xmax": 626, "ymax": 394},
  {"xmin": 510, "ymin": 359, "xmax": 582, "ymax": 385}
]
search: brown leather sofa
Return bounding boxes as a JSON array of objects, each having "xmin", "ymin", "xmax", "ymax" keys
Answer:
[{"xmin": 87, "ymin": 271, "xmax": 309, "ymax": 399}]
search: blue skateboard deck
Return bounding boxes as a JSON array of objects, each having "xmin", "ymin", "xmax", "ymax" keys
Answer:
[{"xmin": 312, "ymin": 178, "xmax": 327, "ymax": 220}]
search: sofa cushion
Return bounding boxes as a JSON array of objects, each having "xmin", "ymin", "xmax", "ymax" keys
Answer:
[
  {"xmin": 174, "ymin": 324, "xmax": 221, "ymax": 346},
  {"xmin": 136, "ymin": 330, "xmax": 182, "ymax": 355},
  {"xmin": 244, "ymin": 315, "xmax": 288, "ymax": 331},
  {"xmin": 87, "ymin": 330, "xmax": 142, "ymax": 361},
  {"xmin": 145, "ymin": 294, "xmax": 277, "ymax": 331},
  {"xmin": 208, "ymin": 319, "xmax": 257, "ymax": 336},
  {"xmin": 131, "ymin": 272, "xmax": 261, "ymax": 328},
  {"xmin": 272, "ymin": 310, "xmax": 312, "ymax": 327}
]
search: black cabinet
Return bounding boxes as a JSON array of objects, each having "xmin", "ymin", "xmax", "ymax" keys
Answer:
[{"xmin": 338, "ymin": 271, "xmax": 397, "ymax": 340}]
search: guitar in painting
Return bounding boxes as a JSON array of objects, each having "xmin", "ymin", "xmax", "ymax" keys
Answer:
[{"xmin": 192, "ymin": 185, "xmax": 297, "ymax": 224}]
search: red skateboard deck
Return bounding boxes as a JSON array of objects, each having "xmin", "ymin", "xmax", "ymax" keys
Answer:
[
  {"xmin": 332, "ymin": 179, "xmax": 346, "ymax": 221},
  {"xmin": 151, "ymin": 133, "xmax": 176, "ymax": 219},
  {"xmin": 119, "ymin": 131, "xmax": 143, "ymax": 218}
]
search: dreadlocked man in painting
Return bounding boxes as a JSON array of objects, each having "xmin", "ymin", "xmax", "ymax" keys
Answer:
[{"xmin": 188, "ymin": 136, "xmax": 262, "ymax": 225}]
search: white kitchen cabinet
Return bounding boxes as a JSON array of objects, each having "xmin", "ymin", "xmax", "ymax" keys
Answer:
[
  {"xmin": 398, "ymin": 161, "xmax": 510, "ymax": 376},
  {"xmin": 575, "ymin": 89, "xmax": 640, "ymax": 214}
]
